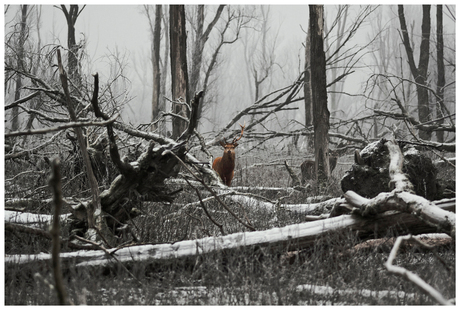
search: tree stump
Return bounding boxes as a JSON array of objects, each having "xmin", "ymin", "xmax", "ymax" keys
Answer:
[{"xmin": 341, "ymin": 139, "xmax": 449, "ymax": 200}]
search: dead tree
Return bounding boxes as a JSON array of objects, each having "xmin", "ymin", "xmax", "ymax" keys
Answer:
[
  {"xmin": 170, "ymin": 5, "xmax": 190, "ymax": 139},
  {"xmin": 309, "ymin": 5, "xmax": 330, "ymax": 184},
  {"xmin": 398, "ymin": 5, "xmax": 432, "ymax": 141},
  {"xmin": 71, "ymin": 75, "xmax": 205, "ymax": 244},
  {"xmin": 342, "ymin": 139, "xmax": 454, "ymax": 201}
]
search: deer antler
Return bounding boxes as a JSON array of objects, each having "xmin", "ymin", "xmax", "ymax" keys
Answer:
[{"xmin": 232, "ymin": 123, "xmax": 245, "ymax": 144}]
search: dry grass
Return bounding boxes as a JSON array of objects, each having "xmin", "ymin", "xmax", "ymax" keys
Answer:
[{"xmin": 4, "ymin": 146, "xmax": 456, "ymax": 305}]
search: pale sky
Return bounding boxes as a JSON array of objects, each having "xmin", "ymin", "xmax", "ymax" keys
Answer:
[{"xmin": 4, "ymin": 4, "xmax": 311, "ymax": 125}]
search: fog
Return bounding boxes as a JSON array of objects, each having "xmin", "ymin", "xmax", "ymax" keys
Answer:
[{"xmin": 4, "ymin": 4, "xmax": 456, "ymax": 141}]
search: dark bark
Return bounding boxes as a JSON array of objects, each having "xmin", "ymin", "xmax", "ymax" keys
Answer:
[
  {"xmin": 61, "ymin": 5, "xmax": 82, "ymax": 84},
  {"xmin": 169, "ymin": 5, "xmax": 190, "ymax": 139},
  {"xmin": 189, "ymin": 5, "xmax": 225, "ymax": 126},
  {"xmin": 309, "ymin": 5, "xmax": 330, "ymax": 183},
  {"xmin": 398, "ymin": 5, "xmax": 432, "ymax": 141},
  {"xmin": 151, "ymin": 5, "xmax": 162, "ymax": 130},
  {"xmin": 435, "ymin": 5, "xmax": 445, "ymax": 143},
  {"xmin": 159, "ymin": 7, "xmax": 169, "ymax": 136},
  {"xmin": 341, "ymin": 139, "xmax": 452, "ymax": 200},
  {"xmin": 49, "ymin": 158, "xmax": 70, "ymax": 305},
  {"xmin": 304, "ymin": 24, "xmax": 312, "ymax": 128}
]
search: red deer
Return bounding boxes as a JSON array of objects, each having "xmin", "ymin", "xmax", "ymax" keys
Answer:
[
  {"xmin": 212, "ymin": 124, "xmax": 245, "ymax": 186},
  {"xmin": 300, "ymin": 150, "xmax": 339, "ymax": 184}
]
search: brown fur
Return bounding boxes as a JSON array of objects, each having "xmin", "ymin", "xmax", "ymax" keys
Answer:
[
  {"xmin": 212, "ymin": 124, "xmax": 245, "ymax": 186},
  {"xmin": 212, "ymin": 142, "xmax": 237, "ymax": 186}
]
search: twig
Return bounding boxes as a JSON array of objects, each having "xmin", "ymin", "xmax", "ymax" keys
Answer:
[
  {"xmin": 56, "ymin": 49, "xmax": 101, "ymax": 240},
  {"xmin": 73, "ymin": 235, "xmax": 144, "ymax": 286},
  {"xmin": 385, "ymin": 235, "xmax": 453, "ymax": 305},
  {"xmin": 166, "ymin": 150, "xmax": 256, "ymax": 231},
  {"xmin": 5, "ymin": 90, "xmax": 40, "ymax": 110},
  {"xmin": 5, "ymin": 113, "xmax": 119, "ymax": 138},
  {"xmin": 184, "ymin": 178, "xmax": 225, "ymax": 235}
]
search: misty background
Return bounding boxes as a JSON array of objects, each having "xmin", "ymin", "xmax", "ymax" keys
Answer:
[{"xmin": 4, "ymin": 4, "xmax": 456, "ymax": 148}]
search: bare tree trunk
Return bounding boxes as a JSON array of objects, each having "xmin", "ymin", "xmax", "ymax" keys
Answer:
[
  {"xmin": 435, "ymin": 5, "xmax": 445, "ymax": 143},
  {"xmin": 329, "ymin": 5, "xmax": 348, "ymax": 112},
  {"xmin": 49, "ymin": 158, "xmax": 70, "ymax": 305},
  {"xmin": 61, "ymin": 5, "xmax": 82, "ymax": 85},
  {"xmin": 398, "ymin": 5, "xmax": 432, "ymax": 141},
  {"xmin": 189, "ymin": 5, "xmax": 205, "ymax": 100},
  {"xmin": 12, "ymin": 5, "xmax": 28, "ymax": 132},
  {"xmin": 160, "ymin": 7, "xmax": 169, "ymax": 136},
  {"xmin": 151, "ymin": 5, "xmax": 162, "ymax": 131},
  {"xmin": 304, "ymin": 25, "xmax": 312, "ymax": 128},
  {"xmin": 169, "ymin": 5, "xmax": 189, "ymax": 139},
  {"xmin": 189, "ymin": 5, "xmax": 225, "ymax": 124},
  {"xmin": 309, "ymin": 5, "xmax": 330, "ymax": 183}
]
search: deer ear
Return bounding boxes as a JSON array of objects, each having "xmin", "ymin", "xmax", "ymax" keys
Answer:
[{"xmin": 233, "ymin": 142, "xmax": 238, "ymax": 147}]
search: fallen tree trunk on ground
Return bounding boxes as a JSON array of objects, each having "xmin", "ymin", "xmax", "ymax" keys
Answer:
[
  {"xmin": 5, "ymin": 199, "xmax": 454, "ymax": 268},
  {"xmin": 5, "ymin": 138, "xmax": 455, "ymax": 275},
  {"xmin": 5, "ymin": 210, "xmax": 71, "ymax": 227},
  {"xmin": 346, "ymin": 139, "xmax": 455, "ymax": 237}
]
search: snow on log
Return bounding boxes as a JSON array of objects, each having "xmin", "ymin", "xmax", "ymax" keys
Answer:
[
  {"xmin": 5, "ymin": 201, "xmax": 454, "ymax": 268},
  {"xmin": 386, "ymin": 139, "xmax": 414, "ymax": 193},
  {"xmin": 296, "ymin": 283, "xmax": 416, "ymax": 302},
  {"xmin": 5, "ymin": 210, "xmax": 71, "ymax": 227},
  {"xmin": 346, "ymin": 139, "xmax": 456, "ymax": 236},
  {"xmin": 221, "ymin": 190, "xmax": 341, "ymax": 214},
  {"xmin": 282, "ymin": 198, "xmax": 342, "ymax": 214}
]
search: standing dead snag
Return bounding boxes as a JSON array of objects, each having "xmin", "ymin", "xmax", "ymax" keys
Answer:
[
  {"xmin": 49, "ymin": 158, "xmax": 70, "ymax": 305},
  {"xmin": 212, "ymin": 123, "xmax": 245, "ymax": 186}
]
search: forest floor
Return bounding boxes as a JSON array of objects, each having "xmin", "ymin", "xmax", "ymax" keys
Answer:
[{"xmin": 4, "ymin": 149, "xmax": 456, "ymax": 305}]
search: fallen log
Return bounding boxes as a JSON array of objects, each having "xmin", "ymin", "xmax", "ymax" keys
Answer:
[
  {"xmin": 5, "ymin": 200, "xmax": 454, "ymax": 268},
  {"xmin": 5, "ymin": 210, "xmax": 71, "ymax": 227},
  {"xmin": 222, "ymin": 193, "xmax": 340, "ymax": 214},
  {"xmin": 346, "ymin": 139, "xmax": 455, "ymax": 237}
]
